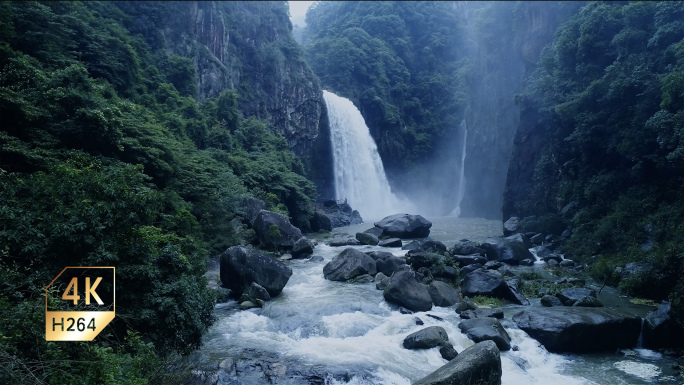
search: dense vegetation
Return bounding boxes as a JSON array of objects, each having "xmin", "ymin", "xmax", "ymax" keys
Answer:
[
  {"xmin": 303, "ymin": 1, "xmax": 469, "ymax": 175},
  {"xmin": 0, "ymin": 1, "xmax": 316, "ymax": 383},
  {"xmin": 507, "ymin": 1, "xmax": 684, "ymax": 315}
]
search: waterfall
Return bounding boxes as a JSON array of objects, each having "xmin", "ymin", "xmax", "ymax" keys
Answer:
[
  {"xmin": 323, "ymin": 90, "xmax": 408, "ymax": 220},
  {"xmin": 451, "ymin": 120, "xmax": 468, "ymax": 217}
]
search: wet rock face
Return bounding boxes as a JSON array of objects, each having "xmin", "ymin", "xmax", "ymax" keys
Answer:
[
  {"xmin": 413, "ymin": 341, "xmax": 502, "ymax": 385},
  {"xmin": 458, "ymin": 317, "xmax": 512, "ymax": 351},
  {"xmin": 220, "ymin": 246, "xmax": 293, "ymax": 298},
  {"xmin": 383, "ymin": 270, "xmax": 433, "ymax": 312},
  {"xmin": 374, "ymin": 214, "xmax": 432, "ymax": 238},
  {"xmin": 323, "ymin": 248, "xmax": 377, "ymax": 282},
  {"xmin": 512, "ymin": 307, "xmax": 642, "ymax": 353}
]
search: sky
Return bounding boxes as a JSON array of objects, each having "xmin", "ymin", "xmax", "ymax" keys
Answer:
[{"xmin": 288, "ymin": 1, "xmax": 316, "ymax": 27}]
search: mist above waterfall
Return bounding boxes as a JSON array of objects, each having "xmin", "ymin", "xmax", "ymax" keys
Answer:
[{"xmin": 323, "ymin": 91, "xmax": 415, "ymax": 221}]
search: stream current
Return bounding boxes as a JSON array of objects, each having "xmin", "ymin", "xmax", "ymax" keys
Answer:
[{"xmin": 196, "ymin": 217, "xmax": 682, "ymax": 385}]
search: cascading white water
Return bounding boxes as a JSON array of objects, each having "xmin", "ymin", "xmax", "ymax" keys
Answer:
[
  {"xmin": 451, "ymin": 120, "xmax": 468, "ymax": 217},
  {"xmin": 323, "ymin": 90, "xmax": 410, "ymax": 221}
]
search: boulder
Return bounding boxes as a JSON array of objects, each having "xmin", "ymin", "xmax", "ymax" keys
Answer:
[
  {"xmin": 643, "ymin": 302, "xmax": 684, "ymax": 349},
  {"xmin": 363, "ymin": 226, "xmax": 384, "ymax": 238},
  {"xmin": 572, "ymin": 296, "xmax": 603, "ymax": 307},
  {"xmin": 449, "ymin": 239, "xmax": 486, "ymax": 256},
  {"xmin": 428, "ymin": 281, "xmax": 460, "ymax": 307},
  {"xmin": 505, "ymin": 233, "xmax": 532, "ymax": 248},
  {"xmin": 366, "ymin": 250, "xmax": 394, "ymax": 261},
  {"xmin": 376, "ymin": 256, "xmax": 407, "ymax": 277},
  {"xmin": 530, "ymin": 233, "xmax": 545, "ymax": 245},
  {"xmin": 244, "ymin": 282, "xmax": 271, "ymax": 302},
  {"xmin": 413, "ymin": 238, "xmax": 448, "ymax": 254},
  {"xmin": 459, "ymin": 308, "xmax": 504, "ymax": 320},
  {"xmin": 481, "ymin": 237, "xmax": 534, "ymax": 265},
  {"xmin": 220, "ymin": 246, "xmax": 293, "ymax": 297},
  {"xmin": 503, "ymin": 217, "xmax": 519, "ymax": 236},
  {"xmin": 310, "ymin": 210, "xmax": 332, "ymax": 232},
  {"xmin": 512, "ymin": 307, "xmax": 642, "ymax": 352},
  {"xmin": 403, "ymin": 326, "xmax": 449, "ymax": 349},
  {"xmin": 374, "ymin": 214, "xmax": 432, "ymax": 238},
  {"xmin": 383, "ymin": 270, "xmax": 433, "ymax": 312},
  {"xmin": 453, "ymin": 254, "xmax": 488, "ymax": 268},
  {"xmin": 455, "ymin": 296, "xmax": 478, "ymax": 312},
  {"xmin": 375, "ymin": 272, "xmax": 390, "ymax": 290},
  {"xmin": 484, "ymin": 261, "xmax": 503, "ymax": 270},
  {"xmin": 321, "ymin": 201, "xmax": 363, "ymax": 228},
  {"xmin": 323, "ymin": 248, "xmax": 377, "ymax": 281},
  {"xmin": 459, "ymin": 264, "xmax": 483, "ymax": 277},
  {"xmin": 559, "ymin": 259, "xmax": 575, "ymax": 268},
  {"xmin": 253, "ymin": 210, "xmax": 303, "ymax": 250},
  {"xmin": 291, "ymin": 237, "xmax": 315, "ymax": 258},
  {"xmin": 533, "ymin": 245, "xmax": 553, "ymax": 260},
  {"xmin": 461, "ymin": 269, "xmax": 525, "ymax": 304},
  {"xmin": 439, "ymin": 342, "xmax": 459, "ymax": 361},
  {"xmin": 519, "ymin": 259, "xmax": 534, "ymax": 266},
  {"xmin": 458, "ymin": 317, "xmax": 511, "ymax": 351},
  {"xmin": 413, "ymin": 341, "xmax": 501, "ymax": 385},
  {"xmin": 406, "ymin": 251, "xmax": 444, "ymax": 269},
  {"xmin": 556, "ymin": 288, "xmax": 596, "ymax": 306},
  {"xmin": 378, "ymin": 238, "xmax": 402, "ymax": 247},
  {"xmin": 240, "ymin": 197, "xmax": 266, "ymax": 226},
  {"xmin": 355, "ymin": 232, "xmax": 379, "ymax": 246},
  {"xmin": 540, "ymin": 295, "xmax": 563, "ymax": 307}
]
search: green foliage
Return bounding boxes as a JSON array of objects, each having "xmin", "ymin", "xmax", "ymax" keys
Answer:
[
  {"xmin": 470, "ymin": 296, "xmax": 505, "ymax": 307},
  {"xmin": 0, "ymin": 1, "xmax": 320, "ymax": 382},
  {"xmin": 516, "ymin": 1, "xmax": 684, "ymax": 312},
  {"xmin": 303, "ymin": 1, "xmax": 467, "ymax": 170}
]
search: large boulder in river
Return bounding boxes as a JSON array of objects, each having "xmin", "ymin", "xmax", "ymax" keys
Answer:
[
  {"xmin": 310, "ymin": 210, "xmax": 332, "ymax": 232},
  {"xmin": 220, "ymin": 246, "xmax": 293, "ymax": 298},
  {"xmin": 323, "ymin": 248, "xmax": 377, "ymax": 281},
  {"xmin": 481, "ymin": 237, "xmax": 534, "ymax": 265},
  {"xmin": 643, "ymin": 301, "xmax": 684, "ymax": 349},
  {"xmin": 413, "ymin": 341, "xmax": 501, "ymax": 385},
  {"xmin": 291, "ymin": 237, "xmax": 315, "ymax": 258},
  {"xmin": 403, "ymin": 326, "xmax": 449, "ymax": 349},
  {"xmin": 512, "ymin": 307, "xmax": 642, "ymax": 352},
  {"xmin": 458, "ymin": 317, "xmax": 511, "ymax": 351},
  {"xmin": 427, "ymin": 281, "xmax": 460, "ymax": 307},
  {"xmin": 449, "ymin": 239, "xmax": 487, "ymax": 256},
  {"xmin": 383, "ymin": 270, "xmax": 432, "ymax": 312},
  {"xmin": 461, "ymin": 269, "xmax": 526, "ymax": 305},
  {"xmin": 556, "ymin": 287, "xmax": 596, "ymax": 306},
  {"xmin": 376, "ymin": 255, "xmax": 407, "ymax": 276},
  {"xmin": 253, "ymin": 210, "xmax": 303, "ymax": 250},
  {"xmin": 503, "ymin": 217, "xmax": 519, "ymax": 236},
  {"xmin": 374, "ymin": 214, "xmax": 432, "ymax": 238},
  {"xmin": 355, "ymin": 232, "xmax": 379, "ymax": 245},
  {"xmin": 240, "ymin": 197, "xmax": 266, "ymax": 226},
  {"xmin": 321, "ymin": 201, "xmax": 363, "ymax": 228}
]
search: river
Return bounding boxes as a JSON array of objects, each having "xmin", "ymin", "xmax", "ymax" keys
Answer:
[{"xmin": 192, "ymin": 216, "xmax": 682, "ymax": 385}]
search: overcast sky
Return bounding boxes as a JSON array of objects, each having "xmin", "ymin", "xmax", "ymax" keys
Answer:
[{"xmin": 289, "ymin": 1, "xmax": 316, "ymax": 27}]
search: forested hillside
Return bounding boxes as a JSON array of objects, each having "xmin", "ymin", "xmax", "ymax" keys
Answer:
[
  {"xmin": 504, "ymin": 1, "xmax": 684, "ymax": 314},
  {"xmin": 0, "ymin": 1, "xmax": 320, "ymax": 383}
]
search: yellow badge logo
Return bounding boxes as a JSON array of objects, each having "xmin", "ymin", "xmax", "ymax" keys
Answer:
[{"xmin": 45, "ymin": 267, "xmax": 115, "ymax": 341}]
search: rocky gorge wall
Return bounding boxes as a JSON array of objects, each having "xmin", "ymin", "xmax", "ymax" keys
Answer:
[{"xmin": 116, "ymin": 1, "xmax": 335, "ymax": 198}]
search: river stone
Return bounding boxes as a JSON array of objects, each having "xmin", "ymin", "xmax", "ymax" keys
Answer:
[
  {"xmin": 291, "ymin": 237, "xmax": 315, "ymax": 258},
  {"xmin": 512, "ymin": 307, "xmax": 642, "ymax": 352},
  {"xmin": 414, "ymin": 341, "xmax": 502, "ymax": 385},
  {"xmin": 406, "ymin": 250, "xmax": 443, "ymax": 269},
  {"xmin": 450, "ymin": 239, "xmax": 486, "ymax": 256},
  {"xmin": 505, "ymin": 233, "xmax": 532, "ymax": 248},
  {"xmin": 377, "ymin": 256, "xmax": 408, "ymax": 276},
  {"xmin": 349, "ymin": 274, "xmax": 374, "ymax": 283},
  {"xmin": 374, "ymin": 214, "xmax": 432, "ymax": 238},
  {"xmin": 459, "ymin": 264, "xmax": 483, "ymax": 277},
  {"xmin": 378, "ymin": 238, "xmax": 402, "ymax": 247},
  {"xmin": 556, "ymin": 288, "xmax": 597, "ymax": 306},
  {"xmin": 253, "ymin": 209, "xmax": 303, "ymax": 250},
  {"xmin": 484, "ymin": 260, "xmax": 503, "ymax": 270},
  {"xmin": 643, "ymin": 301, "xmax": 684, "ymax": 349},
  {"xmin": 455, "ymin": 296, "xmax": 478, "ymax": 312},
  {"xmin": 503, "ymin": 217, "xmax": 519, "ymax": 236},
  {"xmin": 355, "ymin": 232, "xmax": 379, "ymax": 245},
  {"xmin": 383, "ymin": 270, "xmax": 433, "ymax": 312},
  {"xmin": 363, "ymin": 226, "xmax": 385, "ymax": 238},
  {"xmin": 403, "ymin": 326, "xmax": 449, "ymax": 349},
  {"xmin": 310, "ymin": 210, "xmax": 333, "ymax": 232},
  {"xmin": 220, "ymin": 246, "xmax": 293, "ymax": 298},
  {"xmin": 323, "ymin": 248, "xmax": 377, "ymax": 281},
  {"xmin": 245, "ymin": 282, "xmax": 271, "ymax": 302},
  {"xmin": 462, "ymin": 269, "xmax": 522, "ymax": 304},
  {"xmin": 458, "ymin": 317, "xmax": 511, "ymax": 351},
  {"xmin": 375, "ymin": 273, "xmax": 390, "ymax": 290},
  {"xmin": 240, "ymin": 301, "xmax": 258, "ymax": 310},
  {"xmin": 540, "ymin": 295, "xmax": 563, "ymax": 307},
  {"xmin": 366, "ymin": 250, "xmax": 394, "ymax": 261},
  {"xmin": 428, "ymin": 281, "xmax": 460, "ymax": 307},
  {"xmin": 572, "ymin": 296, "xmax": 603, "ymax": 307},
  {"xmin": 530, "ymin": 233, "xmax": 545, "ymax": 245},
  {"xmin": 481, "ymin": 237, "xmax": 534, "ymax": 265},
  {"xmin": 439, "ymin": 342, "xmax": 459, "ymax": 361},
  {"xmin": 459, "ymin": 308, "xmax": 504, "ymax": 320},
  {"xmin": 414, "ymin": 238, "xmax": 448, "ymax": 254},
  {"xmin": 559, "ymin": 259, "xmax": 575, "ymax": 268},
  {"xmin": 453, "ymin": 254, "xmax": 488, "ymax": 268}
]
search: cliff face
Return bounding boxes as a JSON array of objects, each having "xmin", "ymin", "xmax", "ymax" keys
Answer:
[
  {"xmin": 460, "ymin": 1, "xmax": 582, "ymax": 219},
  {"xmin": 117, "ymin": 1, "xmax": 334, "ymax": 197}
]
